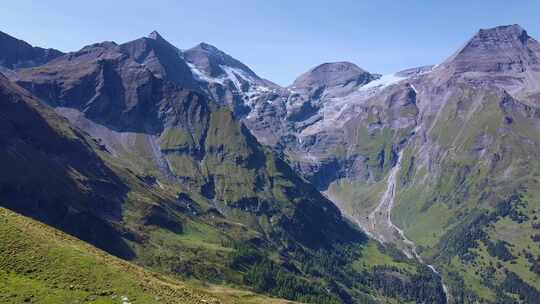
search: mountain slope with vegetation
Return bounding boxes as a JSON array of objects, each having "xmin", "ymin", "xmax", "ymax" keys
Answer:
[
  {"xmin": 391, "ymin": 26, "xmax": 540, "ymax": 302},
  {"xmin": 0, "ymin": 30, "xmax": 447, "ymax": 304},
  {"xmin": 167, "ymin": 24, "xmax": 540, "ymax": 303},
  {"xmin": 8, "ymin": 22, "xmax": 540, "ymax": 304},
  {"xmin": 0, "ymin": 206, "xmax": 296, "ymax": 304}
]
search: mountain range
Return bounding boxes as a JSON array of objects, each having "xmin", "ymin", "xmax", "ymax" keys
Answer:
[{"xmin": 1, "ymin": 24, "xmax": 539, "ymax": 304}]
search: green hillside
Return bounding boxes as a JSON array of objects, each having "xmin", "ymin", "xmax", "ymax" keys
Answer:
[
  {"xmin": 393, "ymin": 86, "xmax": 540, "ymax": 303},
  {"xmin": 0, "ymin": 206, "xmax": 296, "ymax": 304}
]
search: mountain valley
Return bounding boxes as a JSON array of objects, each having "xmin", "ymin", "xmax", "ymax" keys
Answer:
[{"xmin": 0, "ymin": 23, "xmax": 539, "ymax": 304}]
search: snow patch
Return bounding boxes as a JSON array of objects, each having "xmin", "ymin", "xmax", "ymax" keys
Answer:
[
  {"xmin": 187, "ymin": 62, "xmax": 224, "ymax": 84},
  {"xmin": 221, "ymin": 65, "xmax": 245, "ymax": 91},
  {"xmin": 410, "ymin": 84, "xmax": 418, "ymax": 94},
  {"xmin": 358, "ymin": 73, "xmax": 407, "ymax": 92}
]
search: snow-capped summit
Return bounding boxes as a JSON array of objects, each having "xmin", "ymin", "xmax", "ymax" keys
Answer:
[
  {"xmin": 183, "ymin": 42, "xmax": 279, "ymax": 116},
  {"xmin": 184, "ymin": 42, "xmax": 261, "ymax": 80}
]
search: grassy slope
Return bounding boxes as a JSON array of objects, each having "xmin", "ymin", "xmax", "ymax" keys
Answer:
[
  {"xmin": 324, "ymin": 82, "xmax": 540, "ymax": 302},
  {"xmin": 393, "ymin": 86, "xmax": 540, "ymax": 302},
  {"xmin": 0, "ymin": 207, "xmax": 295, "ymax": 304}
]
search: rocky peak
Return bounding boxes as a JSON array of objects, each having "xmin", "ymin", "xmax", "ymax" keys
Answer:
[
  {"xmin": 148, "ymin": 30, "xmax": 164, "ymax": 41},
  {"xmin": 119, "ymin": 31, "xmax": 194, "ymax": 88},
  {"xmin": 442, "ymin": 24, "xmax": 540, "ymax": 74},
  {"xmin": 0, "ymin": 31, "xmax": 63, "ymax": 69},
  {"xmin": 79, "ymin": 41, "xmax": 117, "ymax": 52},
  {"xmin": 291, "ymin": 61, "xmax": 375, "ymax": 91},
  {"xmin": 196, "ymin": 42, "xmax": 222, "ymax": 54},
  {"xmin": 476, "ymin": 24, "xmax": 529, "ymax": 44},
  {"xmin": 184, "ymin": 42, "xmax": 259, "ymax": 79}
]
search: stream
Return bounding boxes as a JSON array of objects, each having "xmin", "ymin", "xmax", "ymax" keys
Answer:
[{"xmin": 364, "ymin": 137, "xmax": 450, "ymax": 303}]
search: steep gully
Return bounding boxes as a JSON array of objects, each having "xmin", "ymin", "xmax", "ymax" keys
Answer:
[{"xmin": 362, "ymin": 125, "xmax": 450, "ymax": 303}]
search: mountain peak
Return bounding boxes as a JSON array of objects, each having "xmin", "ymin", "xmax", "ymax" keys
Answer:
[
  {"xmin": 291, "ymin": 61, "xmax": 374, "ymax": 89},
  {"xmin": 0, "ymin": 31, "xmax": 63, "ymax": 69},
  {"xmin": 185, "ymin": 42, "xmax": 260, "ymax": 80},
  {"xmin": 148, "ymin": 30, "xmax": 163, "ymax": 41},
  {"xmin": 195, "ymin": 42, "xmax": 222, "ymax": 54},
  {"xmin": 475, "ymin": 24, "xmax": 529, "ymax": 44},
  {"xmin": 118, "ymin": 31, "xmax": 194, "ymax": 87},
  {"xmin": 309, "ymin": 61, "xmax": 370, "ymax": 77},
  {"xmin": 442, "ymin": 24, "xmax": 540, "ymax": 74}
]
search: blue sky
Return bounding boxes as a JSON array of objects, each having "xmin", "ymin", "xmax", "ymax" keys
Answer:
[{"xmin": 2, "ymin": 1, "xmax": 540, "ymax": 85}]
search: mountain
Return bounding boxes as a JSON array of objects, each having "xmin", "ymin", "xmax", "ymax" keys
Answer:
[
  {"xmin": 185, "ymin": 42, "xmax": 260, "ymax": 80},
  {"xmin": 119, "ymin": 31, "xmax": 195, "ymax": 88},
  {"xmin": 388, "ymin": 25, "xmax": 540, "ymax": 303},
  {"xmin": 5, "ymin": 23, "xmax": 540, "ymax": 303},
  {"xmin": 11, "ymin": 36, "xmax": 361, "ymax": 249},
  {"xmin": 0, "ymin": 30, "xmax": 63, "ymax": 70},
  {"xmin": 241, "ymin": 61, "xmax": 416, "ymax": 189},
  {"xmin": 184, "ymin": 42, "xmax": 279, "ymax": 116},
  {"xmin": 441, "ymin": 24, "xmax": 540, "ymax": 75},
  {"xmin": 0, "ymin": 32, "xmax": 446, "ymax": 304},
  {"xmin": 177, "ymin": 25, "xmax": 540, "ymax": 303},
  {"xmin": 291, "ymin": 62, "xmax": 377, "ymax": 93},
  {"xmin": 438, "ymin": 24, "xmax": 540, "ymax": 101},
  {"xmin": 256, "ymin": 25, "xmax": 540, "ymax": 303}
]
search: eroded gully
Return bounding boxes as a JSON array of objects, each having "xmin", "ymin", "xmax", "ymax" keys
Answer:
[{"xmin": 362, "ymin": 131, "xmax": 450, "ymax": 303}]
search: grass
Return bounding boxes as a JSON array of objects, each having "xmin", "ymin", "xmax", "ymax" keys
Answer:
[
  {"xmin": 160, "ymin": 127, "xmax": 195, "ymax": 150},
  {"xmin": 326, "ymin": 178, "xmax": 387, "ymax": 222},
  {"xmin": 448, "ymin": 254, "xmax": 496, "ymax": 301},
  {"xmin": 389, "ymin": 86, "xmax": 540, "ymax": 301},
  {"xmin": 353, "ymin": 241, "xmax": 417, "ymax": 273},
  {"xmin": 0, "ymin": 207, "xmax": 296, "ymax": 304}
]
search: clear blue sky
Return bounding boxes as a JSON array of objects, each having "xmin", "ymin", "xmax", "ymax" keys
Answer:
[{"xmin": 2, "ymin": 0, "xmax": 540, "ymax": 85}]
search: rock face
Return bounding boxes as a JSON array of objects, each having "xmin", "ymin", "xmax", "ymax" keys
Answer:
[
  {"xmin": 442, "ymin": 24, "xmax": 540, "ymax": 74},
  {"xmin": 119, "ymin": 31, "xmax": 194, "ymax": 88},
  {"xmin": 0, "ymin": 31, "xmax": 63, "ymax": 69},
  {"xmin": 437, "ymin": 24, "xmax": 540, "ymax": 100},
  {"xmin": 15, "ymin": 41, "xmax": 165, "ymax": 132}
]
